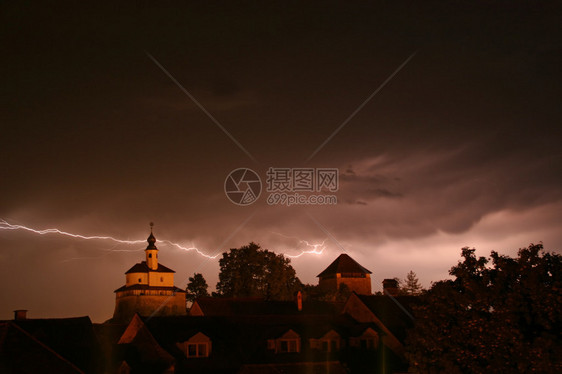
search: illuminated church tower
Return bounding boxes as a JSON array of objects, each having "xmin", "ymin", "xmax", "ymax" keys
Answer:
[{"xmin": 112, "ymin": 225, "xmax": 186, "ymax": 322}]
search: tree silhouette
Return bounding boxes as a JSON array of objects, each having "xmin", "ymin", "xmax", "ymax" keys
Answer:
[
  {"xmin": 215, "ymin": 242, "xmax": 301, "ymax": 300},
  {"xmin": 405, "ymin": 244, "xmax": 562, "ymax": 373},
  {"xmin": 401, "ymin": 270, "xmax": 423, "ymax": 295},
  {"xmin": 185, "ymin": 273, "xmax": 209, "ymax": 303}
]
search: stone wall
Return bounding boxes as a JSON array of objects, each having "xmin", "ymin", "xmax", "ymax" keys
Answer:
[{"xmin": 113, "ymin": 293, "xmax": 186, "ymax": 322}]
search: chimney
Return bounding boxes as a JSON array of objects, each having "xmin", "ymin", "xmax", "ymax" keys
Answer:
[
  {"xmin": 14, "ymin": 310, "xmax": 28, "ymax": 321},
  {"xmin": 296, "ymin": 291, "xmax": 303, "ymax": 312},
  {"xmin": 382, "ymin": 279, "xmax": 399, "ymax": 296}
]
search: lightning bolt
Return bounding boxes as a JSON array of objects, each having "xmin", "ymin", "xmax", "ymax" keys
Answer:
[
  {"xmin": 0, "ymin": 219, "xmax": 219, "ymax": 259},
  {"xmin": 270, "ymin": 232, "xmax": 327, "ymax": 258},
  {"xmin": 0, "ymin": 219, "xmax": 145, "ymax": 244},
  {"xmin": 0, "ymin": 220, "xmax": 325, "ymax": 260}
]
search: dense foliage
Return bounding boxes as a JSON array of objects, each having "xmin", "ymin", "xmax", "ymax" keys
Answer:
[
  {"xmin": 215, "ymin": 242, "xmax": 301, "ymax": 300},
  {"xmin": 405, "ymin": 244, "xmax": 562, "ymax": 373},
  {"xmin": 185, "ymin": 273, "xmax": 209, "ymax": 303}
]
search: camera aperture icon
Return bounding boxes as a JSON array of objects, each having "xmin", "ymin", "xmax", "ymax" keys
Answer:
[{"xmin": 224, "ymin": 168, "xmax": 262, "ymax": 206}]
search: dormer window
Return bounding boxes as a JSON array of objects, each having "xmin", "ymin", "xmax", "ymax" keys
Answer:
[
  {"xmin": 350, "ymin": 327, "xmax": 379, "ymax": 350},
  {"xmin": 310, "ymin": 330, "xmax": 341, "ymax": 352},
  {"xmin": 178, "ymin": 332, "xmax": 211, "ymax": 358},
  {"xmin": 267, "ymin": 329, "xmax": 301, "ymax": 353}
]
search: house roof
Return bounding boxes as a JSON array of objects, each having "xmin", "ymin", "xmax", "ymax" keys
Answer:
[
  {"xmin": 125, "ymin": 261, "xmax": 175, "ymax": 274},
  {"xmin": 9, "ymin": 316, "xmax": 102, "ymax": 373},
  {"xmin": 0, "ymin": 321, "xmax": 86, "ymax": 373},
  {"xmin": 317, "ymin": 254, "xmax": 372, "ymax": 277},
  {"xmin": 354, "ymin": 294, "xmax": 417, "ymax": 342},
  {"xmin": 239, "ymin": 361, "xmax": 348, "ymax": 374},
  {"xmin": 190, "ymin": 297, "xmax": 343, "ymax": 317},
  {"xmin": 117, "ymin": 314, "xmax": 174, "ymax": 365},
  {"xmin": 139, "ymin": 313, "xmax": 379, "ymax": 366},
  {"xmin": 114, "ymin": 284, "xmax": 186, "ymax": 293}
]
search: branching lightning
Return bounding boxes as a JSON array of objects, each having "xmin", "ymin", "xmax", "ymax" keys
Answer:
[
  {"xmin": 271, "ymin": 232, "xmax": 327, "ymax": 258},
  {"xmin": 0, "ymin": 220, "xmax": 326, "ymax": 260},
  {"xmin": 0, "ymin": 219, "xmax": 145, "ymax": 245},
  {"xmin": 0, "ymin": 219, "xmax": 219, "ymax": 259}
]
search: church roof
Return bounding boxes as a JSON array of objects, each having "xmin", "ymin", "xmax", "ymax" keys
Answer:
[
  {"xmin": 125, "ymin": 261, "xmax": 175, "ymax": 274},
  {"xmin": 317, "ymin": 254, "xmax": 372, "ymax": 277}
]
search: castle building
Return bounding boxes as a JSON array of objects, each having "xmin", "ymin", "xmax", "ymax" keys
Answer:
[
  {"xmin": 317, "ymin": 253, "xmax": 372, "ymax": 295},
  {"xmin": 112, "ymin": 228, "xmax": 186, "ymax": 322}
]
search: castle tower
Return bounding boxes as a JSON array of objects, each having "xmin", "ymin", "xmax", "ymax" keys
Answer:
[
  {"xmin": 317, "ymin": 254, "xmax": 372, "ymax": 295},
  {"xmin": 112, "ymin": 225, "xmax": 186, "ymax": 322}
]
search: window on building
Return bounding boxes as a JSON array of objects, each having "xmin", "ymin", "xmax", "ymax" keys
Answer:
[
  {"xmin": 311, "ymin": 330, "xmax": 341, "ymax": 352},
  {"xmin": 160, "ymin": 277, "xmax": 163, "ymax": 282},
  {"xmin": 138, "ymin": 278, "xmax": 142, "ymax": 283},
  {"xmin": 149, "ymin": 253, "xmax": 152, "ymax": 258},
  {"xmin": 186, "ymin": 343, "xmax": 209, "ymax": 357},
  {"xmin": 180, "ymin": 333, "xmax": 211, "ymax": 358},
  {"xmin": 279, "ymin": 339, "xmax": 298, "ymax": 353},
  {"xmin": 318, "ymin": 339, "xmax": 339, "ymax": 352},
  {"xmin": 269, "ymin": 330, "xmax": 300, "ymax": 353},
  {"xmin": 350, "ymin": 328, "xmax": 378, "ymax": 350},
  {"xmin": 360, "ymin": 338, "xmax": 375, "ymax": 350}
]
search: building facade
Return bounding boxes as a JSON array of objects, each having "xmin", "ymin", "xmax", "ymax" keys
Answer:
[
  {"xmin": 317, "ymin": 253, "xmax": 373, "ymax": 295},
  {"xmin": 112, "ymin": 229, "xmax": 186, "ymax": 322}
]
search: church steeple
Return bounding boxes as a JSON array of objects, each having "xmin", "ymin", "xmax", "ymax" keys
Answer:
[{"xmin": 145, "ymin": 222, "xmax": 158, "ymax": 270}]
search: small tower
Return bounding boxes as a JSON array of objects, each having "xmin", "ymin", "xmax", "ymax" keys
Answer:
[
  {"xmin": 145, "ymin": 223, "xmax": 158, "ymax": 270},
  {"xmin": 317, "ymin": 254, "xmax": 372, "ymax": 295}
]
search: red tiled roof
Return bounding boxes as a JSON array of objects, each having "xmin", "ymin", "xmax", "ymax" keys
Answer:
[
  {"xmin": 317, "ymin": 254, "xmax": 372, "ymax": 277},
  {"xmin": 125, "ymin": 261, "xmax": 175, "ymax": 274}
]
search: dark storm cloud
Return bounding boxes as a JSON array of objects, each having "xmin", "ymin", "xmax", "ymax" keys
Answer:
[{"xmin": 1, "ymin": 1, "xmax": 561, "ymax": 320}]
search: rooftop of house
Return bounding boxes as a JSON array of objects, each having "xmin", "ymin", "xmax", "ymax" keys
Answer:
[
  {"xmin": 190, "ymin": 297, "xmax": 344, "ymax": 317},
  {"xmin": 1, "ymin": 316, "xmax": 101, "ymax": 374},
  {"xmin": 317, "ymin": 254, "xmax": 372, "ymax": 277},
  {"xmin": 134, "ymin": 313, "xmax": 382, "ymax": 369},
  {"xmin": 354, "ymin": 294, "xmax": 417, "ymax": 342},
  {"xmin": 0, "ymin": 322, "xmax": 85, "ymax": 373}
]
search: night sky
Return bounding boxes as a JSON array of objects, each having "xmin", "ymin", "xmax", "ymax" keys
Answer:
[{"xmin": 2, "ymin": 1, "xmax": 561, "ymax": 322}]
